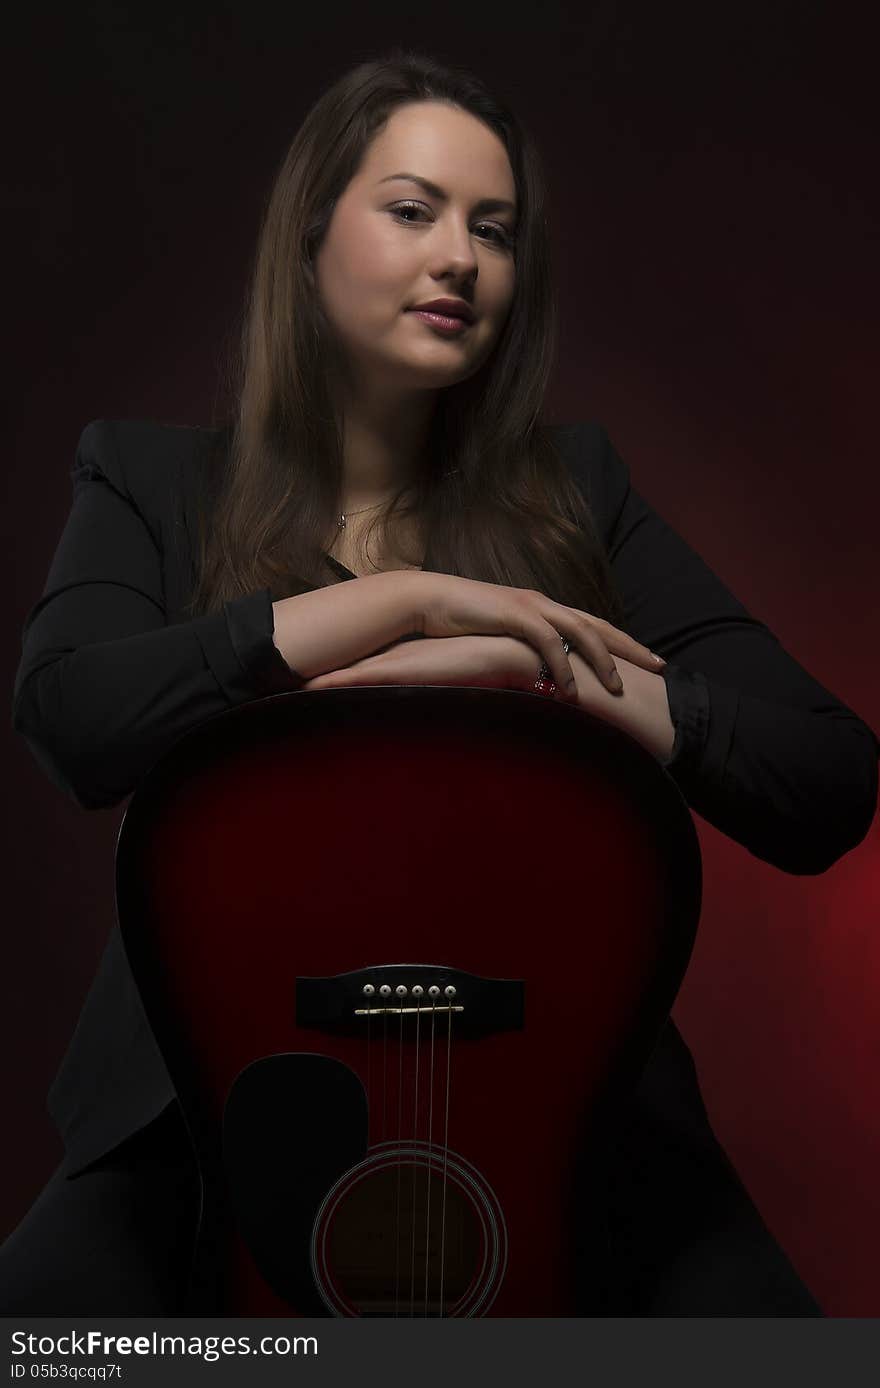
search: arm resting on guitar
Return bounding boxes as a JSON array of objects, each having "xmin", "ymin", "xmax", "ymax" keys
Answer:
[
  {"xmin": 579, "ymin": 423, "xmax": 879, "ymax": 875},
  {"xmin": 11, "ymin": 421, "xmax": 418, "ymax": 812}
]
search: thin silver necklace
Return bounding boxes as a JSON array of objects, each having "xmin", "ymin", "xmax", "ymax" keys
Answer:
[{"xmin": 337, "ymin": 501, "xmax": 386, "ymax": 531}]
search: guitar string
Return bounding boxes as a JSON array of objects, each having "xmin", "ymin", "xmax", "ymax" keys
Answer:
[
  {"xmin": 409, "ymin": 997, "xmax": 422, "ymax": 1317},
  {"xmin": 438, "ymin": 1003, "xmax": 453, "ymax": 1317},
  {"xmin": 362, "ymin": 987, "xmax": 448, "ymax": 1316},
  {"xmin": 365, "ymin": 1003, "xmax": 371, "ymax": 1148},
  {"xmin": 380, "ymin": 1004, "xmax": 385, "ymax": 1315},
  {"xmin": 393, "ymin": 1003, "xmax": 404, "ymax": 1317},
  {"xmin": 381, "ymin": 1010, "xmax": 388, "ymax": 1143},
  {"xmin": 359, "ymin": 997, "xmax": 376, "ymax": 1318},
  {"xmin": 423, "ymin": 997, "xmax": 437, "ymax": 1316}
]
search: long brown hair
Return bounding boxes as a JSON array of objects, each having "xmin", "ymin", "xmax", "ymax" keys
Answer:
[{"xmin": 187, "ymin": 46, "xmax": 626, "ymax": 627}]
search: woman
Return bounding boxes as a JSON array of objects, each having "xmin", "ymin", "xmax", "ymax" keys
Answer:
[{"xmin": 3, "ymin": 48, "xmax": 877, "ymax": 1315}]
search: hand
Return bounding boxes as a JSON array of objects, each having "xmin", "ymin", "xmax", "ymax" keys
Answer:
[
  {"xmin": 407, "ymin": 571, "xmax": 665, "ymax": 702},
  {"xmin": 300, "ymin": 633, "xmax": 542, "ymax": 695}
]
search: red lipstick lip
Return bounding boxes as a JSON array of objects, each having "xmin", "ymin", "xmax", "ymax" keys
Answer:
[{"xmin": 409, "ymin": 300, "xmax": 476, "ymax": 323}]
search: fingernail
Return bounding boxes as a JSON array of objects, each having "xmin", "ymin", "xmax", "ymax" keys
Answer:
[
  {"xmin": 610, "ymin": 671, "xmax": 624, "ymax": 693},
  {"xmin": 652, "ymin": 653, "xmax": 666, "ymax": 666}
]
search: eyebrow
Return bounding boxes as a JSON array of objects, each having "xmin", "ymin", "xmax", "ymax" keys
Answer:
[{"xmin": 377, "ymin": 172, "xmax": 517, "ymax": 217}]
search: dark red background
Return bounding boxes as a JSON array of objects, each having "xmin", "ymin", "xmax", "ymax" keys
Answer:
[{"xmin": 4, "ymin": 1, "xmax": 878, "ymax": 1314}]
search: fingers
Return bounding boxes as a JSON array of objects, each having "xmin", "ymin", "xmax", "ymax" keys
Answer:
[
  {"xmin": 565, "ymin": 609, "xmax": 665, "ymax": 672},
  {"xmin": 510, "ymin": 596, "xmax": 626, "ymax": 699},
  {"xmin": 515, "ymin": 615, "xmax": 581, "ymax": 702},
  {"xmin": 511, "ymin": 596, "xmax": 617, "ymax": 696},
  {"xmin": 598, "ymin": 628, "xmax": 666, "ymax": 672},
  {"xmin": 557, "ymin": 620, "xmax": 625, "ymax": 695},
  {"xmin": 305, "ymin": 645, "xmax": 419, "ymax": 689},
  {"xmin": 304, "ymin": 657, "xmax": 381, "ymax": 688},
  {"xmin": 504, "ymin": 593, "xmax": 654, "ymax": 696},
  {"xmin": 415, "ymin": 576, "xmax": 664, "ymax": 698},
  {"xmin": 302, "ymin": 669, "xmax": 347, "ymax": 689}
]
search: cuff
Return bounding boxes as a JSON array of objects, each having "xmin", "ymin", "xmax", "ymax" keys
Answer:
[
  {"xmin": 659, "ymin": 662, "xmax": 738, "ymax": 790},
  {"xmin": 659, "ymin": 662, "xmax": 710, "ymax": 779},
  {"xmin": 193, "ymin": 588, "xmax": 304, "ymax": 701}
]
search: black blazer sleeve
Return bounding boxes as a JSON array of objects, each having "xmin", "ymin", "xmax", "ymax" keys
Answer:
[
  {"xmin": 576, "ymin": 422, "xmax": 879, "ymax": 876},
  {"xmin": 11, "ymin": 419, "xmax": 301, "ymax": 811}
]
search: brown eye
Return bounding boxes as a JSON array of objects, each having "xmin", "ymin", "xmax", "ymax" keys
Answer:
[{"xmin": 389, "ymin": 202, "xmax": 514, "ymax": 249}]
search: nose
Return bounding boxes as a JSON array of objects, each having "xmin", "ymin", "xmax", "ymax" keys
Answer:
[{"xmin": 429, "ymin": 220, "xmax": 479, "ymax": 281}]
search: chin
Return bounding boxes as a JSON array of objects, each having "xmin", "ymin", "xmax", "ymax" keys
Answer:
[{"xmin": 386, "ymin": 353, "xmax": 474, "ymax": 388}]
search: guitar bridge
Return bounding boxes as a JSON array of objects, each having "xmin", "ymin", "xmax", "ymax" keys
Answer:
[{"xmin": 296, "ymin": 964, "xmax": 524, "ymax": 1037}]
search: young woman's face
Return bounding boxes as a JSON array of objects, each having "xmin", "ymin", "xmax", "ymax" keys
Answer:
[{"xmin": 314, "ymin": 101, "xmax": 518, "ymax": 398}]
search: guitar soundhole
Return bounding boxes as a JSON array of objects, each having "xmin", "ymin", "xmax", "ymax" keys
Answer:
[{"xmin": 311, "ymin": 1142, "xmax": 507, "ymax": 1317}]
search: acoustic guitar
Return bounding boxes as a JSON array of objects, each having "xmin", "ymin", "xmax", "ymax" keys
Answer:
[{"xmin": 116, "ymin": 685, "xmax": 700, "ymax": 1315}]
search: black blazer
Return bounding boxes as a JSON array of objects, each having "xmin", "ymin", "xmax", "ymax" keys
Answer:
[{"xmin": 11, "ymin": 418, "xmax": 879, "ymax": 1178}]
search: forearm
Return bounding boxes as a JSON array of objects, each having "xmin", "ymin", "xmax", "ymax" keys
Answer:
[
  {"xmin": 271, "ymin": 571, "xmax": 420, "ymax": 680},
  {"xmin": 571, "ymin": 650, "xmax": 676, "ymax": 764},
  {"xmin": 297, "ymin": 625, "xmax": 677, "ymax": 763}
]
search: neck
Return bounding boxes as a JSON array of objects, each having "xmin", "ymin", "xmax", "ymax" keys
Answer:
[{"xmin": 336, "ymin": 384, "xmax": 436, "ymax": 507}]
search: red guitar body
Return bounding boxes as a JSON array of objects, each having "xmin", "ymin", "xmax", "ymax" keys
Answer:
[{"xmin": 116, "ymin": 686, "xmax": 700, "ymax": 1316}]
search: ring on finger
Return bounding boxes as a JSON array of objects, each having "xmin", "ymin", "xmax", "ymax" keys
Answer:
[{"xmin": 534, "ymin": 635, "xmax": 572, "ymax": 697}]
